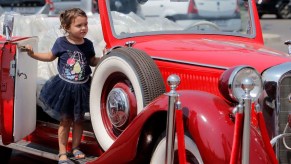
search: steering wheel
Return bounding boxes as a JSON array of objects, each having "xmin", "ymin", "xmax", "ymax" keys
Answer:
[{"xmin": 185, "ymin": 20, "xmax": 220, "ymax": 31}]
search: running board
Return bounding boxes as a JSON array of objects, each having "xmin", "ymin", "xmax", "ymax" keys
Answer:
[
  {"xmin": 0, "ymin": 138, "xmax": 98, "ymax": 163},
  {"xmin": 0, "ymin": 138, "xmax": 59, "ymax": 160}
]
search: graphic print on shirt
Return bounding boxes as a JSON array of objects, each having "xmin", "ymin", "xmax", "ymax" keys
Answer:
[{"xmin": 62, "ymin": 50, "xmax": 87, "ymax": 81}]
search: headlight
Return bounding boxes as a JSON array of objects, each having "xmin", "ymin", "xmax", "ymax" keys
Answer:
[{"xmin": 219, "ymin": 66, "xmax": 263, "ymax": 103}]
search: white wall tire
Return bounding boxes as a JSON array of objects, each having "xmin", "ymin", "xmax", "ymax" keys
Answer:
[
  {"xmin": 150, "ymin": 135, "xmax": 204, "ymax": 164},
  {"xmin": 90, "ymin": 48, "xmax": 165, "ymax": 151}
]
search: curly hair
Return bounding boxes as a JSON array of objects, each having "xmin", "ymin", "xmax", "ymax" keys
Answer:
[{"xmin": 59, "ymin": 8, "xmax": 87, "ymax": 32}]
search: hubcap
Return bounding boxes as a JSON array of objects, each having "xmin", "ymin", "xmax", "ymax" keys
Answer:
[{"xmin": 106, "ymin": 88, "xmax": 129, "ymax": 130}]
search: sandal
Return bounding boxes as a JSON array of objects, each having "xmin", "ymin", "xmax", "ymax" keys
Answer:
[
  {"xmin": 58, "ymin": 153, "xmax": 74, "ymax": 164},
  {"xmin": 72, "ymin": 147, "xmax": 85, "ymax": 159}
]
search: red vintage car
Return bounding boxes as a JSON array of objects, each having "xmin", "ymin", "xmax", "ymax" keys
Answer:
[{"xmin": 0, "ymin": 0, "xmax": 290, "ymax": 163}]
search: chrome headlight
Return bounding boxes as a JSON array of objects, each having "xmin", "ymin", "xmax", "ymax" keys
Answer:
[{"xmin": 219, "ymin": 66, "xmax": 263, "ymax": 103}]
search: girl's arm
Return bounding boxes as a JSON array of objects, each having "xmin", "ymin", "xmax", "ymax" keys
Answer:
[
  {"xmin": 89, "ymin": 47, "xmax": 107, "ymax": 66},
  {"xmin": 24, "ymin": 45, "xmax": 57, "ymax": 62},
  {"xmin": 89, "ymin": 56, "xmax": 100, "ymax": 67}
]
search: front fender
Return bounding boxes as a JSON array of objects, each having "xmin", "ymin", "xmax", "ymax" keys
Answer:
[
  {"xmin": 179, "ymin": 90, "xmax": 272, "ymax": 164},
  {"xmin": 90, "ymin": 90, "xmax": 273, "ymax": 163},
  {"xmin": 88, "ymin": 92, "xmax": 169, "ymax": 164}
]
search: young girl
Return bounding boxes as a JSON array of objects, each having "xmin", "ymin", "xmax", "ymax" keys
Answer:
[{"xmin": 24, "ymin": 8, "xmax": 99, "ymax": 164}]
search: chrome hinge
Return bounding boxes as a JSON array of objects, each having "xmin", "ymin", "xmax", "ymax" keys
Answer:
[
  {"xmin": 125, "ymin": 41, "xmax": 136, "ymax": 47},
  {"xmin": 9, "ymin": 60, "xmax": 15, "ymax": 77}
]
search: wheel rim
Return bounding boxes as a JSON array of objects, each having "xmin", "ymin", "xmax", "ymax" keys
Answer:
[{"xmin": 101, "ymin": 73, "xmax": 137, "ymax": 139}]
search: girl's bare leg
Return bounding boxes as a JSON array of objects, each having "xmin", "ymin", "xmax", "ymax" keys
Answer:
[
  {"xmin": 58, "ymin": 119, "xmax": 72, "ymax": 160},
  {"xmin": 72, "ymin": 121, "xmax": 85, "ymax": 158}
]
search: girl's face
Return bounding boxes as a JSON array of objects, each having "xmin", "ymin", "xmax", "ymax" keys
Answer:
[{"xmin": 67, "ymin": 16, "xmax": 88, "ymax": 40}]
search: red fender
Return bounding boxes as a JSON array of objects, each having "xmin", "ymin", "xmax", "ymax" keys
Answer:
[
  {"xmin": 88, "ymin": 93, "xmax": 169, "ymax": 163},
  {"xmin": 89, "ymin": 90, "xmax": 273, "ymax": 163},
  {"xmin": 181, "ymin": 90, "xmax": 273, "ymax": 164}
]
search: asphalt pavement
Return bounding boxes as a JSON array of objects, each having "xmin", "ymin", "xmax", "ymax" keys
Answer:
[
  {"xmin": 263, "ymin": 33, "xmax": 281, "ymax": 44},
  {"xmin": 260, "ymin": 14, "xmax": 291, "ymax": 53}
]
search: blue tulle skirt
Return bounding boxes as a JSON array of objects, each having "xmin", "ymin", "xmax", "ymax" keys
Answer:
[{"xmin": 39, "ymin": 75, "xmax": 90, "ymax": 122}]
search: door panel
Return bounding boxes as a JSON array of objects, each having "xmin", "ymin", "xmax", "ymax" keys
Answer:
[
  {"xmin": 0, "ymin": 37, "xmax": 38, "ymax": 145},
  {"xmin": 13, "ymin": 38, "xmax": 38, "ymax": 142}
]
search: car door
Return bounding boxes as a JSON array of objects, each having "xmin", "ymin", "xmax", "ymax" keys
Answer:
[{"xmin": 0, "ymin": 37, "xmax": 38, "ymax": 145}]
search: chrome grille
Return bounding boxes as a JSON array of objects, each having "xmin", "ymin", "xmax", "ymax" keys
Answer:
[
  {"xmin": 278, "ymin": 75, "xmax": 291, "ymax": 164},
  {"xmin": 261, "ymin": 62, "xmax": 291, "ymax": 164}
]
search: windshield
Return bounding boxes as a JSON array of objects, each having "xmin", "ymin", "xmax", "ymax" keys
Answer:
[{"xmin": 108, "ymin": 0, "xmax": 253, "ymax": 38}]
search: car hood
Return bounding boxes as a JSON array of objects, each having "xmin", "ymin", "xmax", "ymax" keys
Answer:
[{"xmin": 135, "ymin": 38, "xmax": 290, "ymax": 73}]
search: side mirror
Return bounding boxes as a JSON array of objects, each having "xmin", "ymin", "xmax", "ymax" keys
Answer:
[{"xmin": 3, "ymin": 14, "xmax": 14, "ymax": 41}]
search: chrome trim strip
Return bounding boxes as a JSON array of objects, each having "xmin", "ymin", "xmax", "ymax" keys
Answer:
[
  {"xmin": 262, "ymin": 62, "xmax": 291, "ymax": 84},
  {"xmin": 152, "ymin": 56, "xmax": 229, "ymax": 70}
]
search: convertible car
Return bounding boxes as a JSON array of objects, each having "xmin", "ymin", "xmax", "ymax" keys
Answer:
[{"xmin": 0, "ymin": 0, "xmax": 291, "ymax": 163}]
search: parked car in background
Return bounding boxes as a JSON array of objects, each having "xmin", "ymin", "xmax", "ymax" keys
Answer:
[
  {"xmin": 50, "ymin": 0, "xmax": 140, "ymax": 16},
  {"xmin": 1, "ymin": 0, "xmax": 291, "ymax": 163},
  {"xmin": 110, "ymin": 0, "xmax": 140, "ymax": 14},
  {"xmin": 140, "ymin": 0, "xmax": 241, "ymax": 32},
  {"xmin": 49, "ymin": 0, "xmax": 98, "ymax": 16},
  {"xmin": 139, "ymin": 0, "xmax": 188, "ymax": 20},
  {"xmin": 140, "ymin": 0, "xmax": 239, "ymax": 19},
  {"xmin": 0, "ymin": 0, "xmax": 53, "ymax": 15},
  {"xmin": 256, "ymin": 0, "xmax": 291, "ymax": 19}
]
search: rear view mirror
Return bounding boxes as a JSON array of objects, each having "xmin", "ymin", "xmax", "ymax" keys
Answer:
[{"xmin": 3, "ymin": 14, "xmax": 14, "ymax": 41}]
